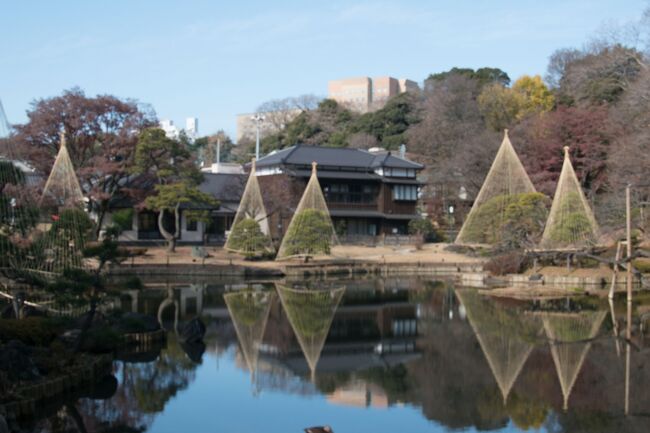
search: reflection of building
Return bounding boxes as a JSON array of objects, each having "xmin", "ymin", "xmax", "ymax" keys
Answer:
[
  {"xmin": 267, "ymin": 288, "xmax": 421, "ymax": 377},
  {"xmin": 327, "ymin": 381, "xmax": 389, "ymax": 408},
  {"xmin": 328, "ymin": 76, "xmax": 419, "ymax": 113},
  {"xmin": 256, "ymin": 144, "xmax": 424, "ymax": 238}
]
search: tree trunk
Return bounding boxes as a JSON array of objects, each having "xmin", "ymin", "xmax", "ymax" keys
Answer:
[
  {"xmin": 158, "ymin": 208, "xmax": 178, "ymax": 253},
  {"xmin": 94, "ymin": 201, "xmax": 108, "ymax": 239},
  {"xmin": 74, "ymin": 289, "xmax": 97, "ymax": 353}
]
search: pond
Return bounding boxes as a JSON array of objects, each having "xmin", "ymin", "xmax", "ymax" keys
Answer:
[{"xmin": 19, "ymin": 277, "xmax": 650, "ymax": 433}]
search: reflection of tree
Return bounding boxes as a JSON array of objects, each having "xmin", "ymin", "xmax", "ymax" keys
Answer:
[
  {"xmin": 74, "ymin": 335, "xmax": 199, "ymax": 431},
  {"xmin": 224, "ymin": 290, "xmax": 275, "ymax": 378},
  {"xmin": 276, "ymin": 285, "xmax": 344, "ymax": 380}
]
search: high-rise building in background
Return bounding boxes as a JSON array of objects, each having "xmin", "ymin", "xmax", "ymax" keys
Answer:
[
  {"xmin": 0, "ymin": 98, "xmax": 10, "ymax": 138},
  {"xmin": 328, "ymin": 76, "xmax": 419, "ymax": 113},
  {"xmin": 185, "ymin": 117, "xmax": 198, "ymax": 141},
  {"xmin": 159, "ymin": 117, "xmax": 199, "ymax": 141}
]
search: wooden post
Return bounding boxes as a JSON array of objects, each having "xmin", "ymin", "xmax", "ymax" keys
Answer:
[
  {"xmin": 625, "ymin": 299, "xmax": 632, "ymax": 416},
  {"xmin": 626, "ymin": 185, "xmax": 633, "ymax": 307},
  {"xmin": 625, "ymin": 185, "xmax": 632, "ymax": 416}
]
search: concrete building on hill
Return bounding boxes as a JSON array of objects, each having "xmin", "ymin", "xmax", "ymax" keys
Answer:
[
  {"xmin": 328, "ymin": 76, "xmax": 419, "ymax": 113},
  {"xmin": 236, "ymin": 109, "xmax": 302, "ymax": 143}
]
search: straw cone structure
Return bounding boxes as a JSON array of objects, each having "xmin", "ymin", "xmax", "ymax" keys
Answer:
[
  {"xmin": 456, "ymin": 130, "xmax": 537, "ymax": 244},
  {"xmin": 277, "ymin": 162, "xmax": 338, "ymax": 259},
  {"xmin": 456, "ymin": 289, "xmax": 542, "ymax": 403},
  {"xmin": 0, "ymin": 160, "xmax": 38, "ymax": 274},
  {"xmin": 225, "ymin": 159, "xmax": 274, "ymax": 256},
  {"xmin": 540, "ymin": 147, "xmax": 600, "ymax": 250},
  {"xmin": 224, "ymin": 290, "xmax": 275, "ymax": 379},
  {"xmin": 542, "ymin": 310, "xmax": 607, "ymax": 410},
  {"xmin": 276, "ymin": 285, "xmax": 344, "ymax": 381},
  {"xmin": 23, "ymin": 134, "xmax": 89, "ymax": 278}
]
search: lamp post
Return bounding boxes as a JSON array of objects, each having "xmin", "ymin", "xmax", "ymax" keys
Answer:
[{"xmin": 251, "ymin": 114, "xmax": 266, "ymax": 160}]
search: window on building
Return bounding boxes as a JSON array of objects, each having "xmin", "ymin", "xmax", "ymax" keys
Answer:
[
  {"xmin": 186, "ymin": 219, "xmax": 198, "ymax": 231},
  {"xmin": 392, "ymin": 319, "xmax": 417, "ymax": 336},
  {"xmin": 393, "ymin": 185, "xmax": 418, "ymax": 201},
  {"xmin": 325, "ymin": 183, "xmax": 378, "ymax": 204}
]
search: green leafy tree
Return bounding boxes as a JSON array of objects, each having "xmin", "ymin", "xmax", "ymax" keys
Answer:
[
  {"xmin": 426, "ymin": 67, "xmax": 510, "ymax": 91},
  {"xmin": 478, "ymin": 83, "xmax": 523, "ymax": 132}
]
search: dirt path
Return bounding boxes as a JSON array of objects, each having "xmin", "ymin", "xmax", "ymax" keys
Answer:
[{"xmin": 124, "ymin": 243, "xmax": 484, "ymax": 269}]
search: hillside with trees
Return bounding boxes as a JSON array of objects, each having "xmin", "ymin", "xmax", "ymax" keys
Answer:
[{"xmin": 240, "ymin": 8, "xmax": 648, "ymax": 233}]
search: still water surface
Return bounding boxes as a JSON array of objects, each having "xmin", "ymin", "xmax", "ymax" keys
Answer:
[{"xmin": 25, "ymin": 278, "xmax": 650, "ymax": 432}]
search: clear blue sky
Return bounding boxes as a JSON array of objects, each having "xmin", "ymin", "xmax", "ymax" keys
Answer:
[{"xmin": 1, "ymin": 0, "xmax": 646, "ymax": 139}]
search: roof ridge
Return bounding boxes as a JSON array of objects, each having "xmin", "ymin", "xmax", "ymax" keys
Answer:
[{"xmin": 283, "ymin": 144, "xmax": 301, "ymax": 163}]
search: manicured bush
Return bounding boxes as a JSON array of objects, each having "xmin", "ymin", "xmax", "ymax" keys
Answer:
[
  {"xmin": 227, "ymin": 218, "xmax": 270, "ymax": 257},
  {"xmin": 0, "ymin": 317, "xmax": 64, "ymax": 346},
  {"xmin": 463, "ymin": 192, "xmax": 549, "ymax": 248},
  {"xmin": 282, "ymin": 209, "xmax": 333, "ymax": 257}
]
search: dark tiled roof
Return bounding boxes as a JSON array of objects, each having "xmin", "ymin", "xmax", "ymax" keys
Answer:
[
  {"xmin": 110, "ymin": 173, "xmax": 245, "ymax": 210},
  {"xmin": 256, "ymin": 144, "xmax": 423, "ymax": 170},
  {"xmin": 198, "ymin": 173, "xmax": 246, "ymax": 202},
  {"xmin": 289, "ymin": 169, "xmax": 424, "ymax": 184}
]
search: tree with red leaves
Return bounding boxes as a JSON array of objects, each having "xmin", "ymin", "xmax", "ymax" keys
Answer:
[
  {"xmin": 13, "ymin": 88, "xmax": 157, "ymax": 235},
  {"xmin": 512, "ymin": 105, "xmax": 618, "ymax": 199}
]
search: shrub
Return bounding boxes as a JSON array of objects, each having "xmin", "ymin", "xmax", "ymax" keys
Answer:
[
  {"xmin": 485, "ymin": 251, "xmax": 527, "ymax": 275},
  {"xmin": 408, "ymin": 218, "xmax": 445, "ymax": 242},
  {"xmin": 463, "ymin": 192, "xmax": 549, "ymax": 248},
  {"xmin": 282, "ymin": 209, "xmax": 333, "ymax": 256},
  {"xmin": 227, "ymin": 218, "xmax": 270, "ymax": 257},
  {"xmin": 124, "ymin": 275, "xmax": 144, "ymax": 290},
  {"xmin": 547, "ymin": 191, "xmax": 597, "ymax": 245},
  {"xmin": 633, "ymin": 259, "xmax": 650, "ymax": 274},
  {"xmin": 80, "ymin": 325, "xmax": 121, "ymax": 353},
  {"xmin": 0, "ymin": 317, "xmax": 63, "ymax": 346},
  {"xmin": 112, "ymin": 208, "xmax": 134, "ymax": 232}
]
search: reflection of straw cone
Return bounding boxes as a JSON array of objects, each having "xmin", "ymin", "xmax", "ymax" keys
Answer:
[
  {"xmin": 276, "ymin": 285, "xmax": 344, "ymax": 378},
  {"xmin": 541, "ymin": 310, "xmax": 607, "ymax": 411},
  {"xmin": 224, "ymin": 291, "xmax": 274, "ymax": 378},
  {"xmin": 456, "ymin": 290, "xmax": 541, "ymax": 404}
]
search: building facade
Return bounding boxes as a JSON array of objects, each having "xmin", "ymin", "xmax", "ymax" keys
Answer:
[
  {"xmin": 328, "ymin": 76, "xmax": 419, "ymax": 113},
  {"xmin": 106, "ymin": 172, "xmax": 245, "ymax": 245},
  {"xmin": 254, "ymin": 144, "xmax": 424, "ymax": 240}
]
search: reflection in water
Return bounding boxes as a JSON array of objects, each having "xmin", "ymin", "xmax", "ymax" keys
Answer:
[
  {"xmin": 224, "ymin": 289, "xmax": 275, "ymax": 382},
  {"xmin": 276, "ymin": 285, "xmax": 345, "ymax": 381},
  {"xmin": 455, "ymin": 289, "xmax": 543, "ymax": 404},
  {"xmin": 541, "ymin": 310, "xmax": 607, "ymax": 410},
  {"xmin": 18, "ymin": 279, "xmax": 650, "ymax": 433}
]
